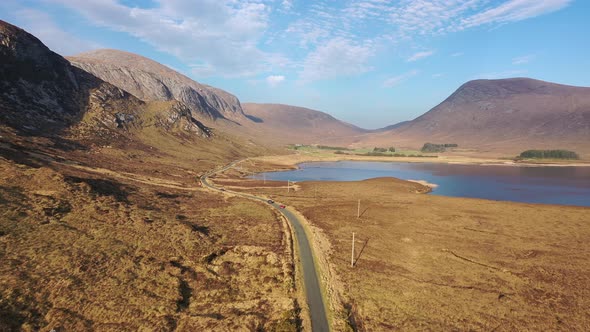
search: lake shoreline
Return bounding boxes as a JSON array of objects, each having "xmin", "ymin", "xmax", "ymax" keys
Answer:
[
  {"xmin": 245, "ymin": 158, "xmax": 590, "ymax": 207},
  {"xmin": 252, "ymin": 152, "xmax": 590, "ymax": 169}
]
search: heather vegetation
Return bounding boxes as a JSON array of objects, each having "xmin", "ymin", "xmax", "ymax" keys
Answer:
[
  {"xmin": 317, "ymin": 145, "xmax": 352, "ymax": 151},
  {"xmin": 421, "ymin": 143, "xmax": 458, "ymax": 153},
  {"xmin": 518, "ymin": 149, "xmax": 579, "ymax": 160}
]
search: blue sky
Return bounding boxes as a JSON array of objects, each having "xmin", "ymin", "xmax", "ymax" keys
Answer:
[{"xmin": 1, "ymin": 0, "xmax": 589, "ymax": 129}]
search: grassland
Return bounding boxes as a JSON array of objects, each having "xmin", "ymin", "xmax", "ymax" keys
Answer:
[
  {"xmin": 254, "ymin": 147, "xmax": 590, "ymax": 168},
  {"xmin": 219, "ymin": 160, "xmax": 590, "ymax": 331},
  {"xmin": 0, "ymin": 126, "xmax": 298, "ymax": 331}
]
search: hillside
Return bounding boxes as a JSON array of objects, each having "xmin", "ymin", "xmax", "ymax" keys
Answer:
[
  {"xmin": 0, "ymin": 20, "xmax": 296, "ymax": 331},
  {"xmin": 67, "ymin": 49, "xmax": 245, "ymax": 122},
  {"xmin": 360, "ymin": 78, "xmax": 590, "ymax": 156},
  {"xmin": 241, "ymin": 103, "xmax": 367, "ymax": 145},
  {"xmin": 68, "ymin": 50, "xmax": 370, "ymax": 146}
]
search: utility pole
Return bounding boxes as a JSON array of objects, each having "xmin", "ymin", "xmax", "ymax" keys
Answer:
[
  {"xmin": 263, "ymin": 173, "xmax": 266, "ymax": 184},
  {"xmin": 351, "ymin": 232, "xmax": 355, "ymax": 267},
  {"xmin": 287, "ymin": 180, "xmax": 290, "ymax": 193},
  {"xmin": 357, "ymin": 199, "xmax": 361, "ymax": 218}
]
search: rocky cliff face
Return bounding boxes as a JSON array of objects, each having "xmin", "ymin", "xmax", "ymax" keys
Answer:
[
  {"xmin": 67, "ymin": 49, "xmax": 245, "ymax": 122},
  {"xmin": 0, "ymin": 20, "xmax": 99, "ymax": 132},
  {"xmin": 0, "ymin": 20, "xmax": 211, "ymax": 139}
]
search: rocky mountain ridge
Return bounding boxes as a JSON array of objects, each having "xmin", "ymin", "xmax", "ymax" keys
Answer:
[{"xmin": 67, "ymin": 49, "xmax": 245, "ymax": 122}]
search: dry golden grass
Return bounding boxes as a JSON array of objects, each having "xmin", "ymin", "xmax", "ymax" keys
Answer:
[
  {"xmin": 252, "ymin": 149, "xmax": 590, "ymax": 167},
  {"xmin": 0, "ymin": 124, "xmax": 298, "ymax": 331},
  {"xmin": 225, "ymin": 168, "xmax": 590, "ymax": 331}
]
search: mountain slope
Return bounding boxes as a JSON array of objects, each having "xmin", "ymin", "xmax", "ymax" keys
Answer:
[
  {"xmin": 361, "ymin": 78, "xmax": 590, "ymax": 156},
  {"xmin": 0, "ymin": 20, "xmax": 213, "ymax": 142},
  {"xmin": 0, "ymin": 21, "xmax": 294, "ymax": 331},
  {"xmin": 67, "ymin": 49, "xmax": 245, "ymax": 121},
  {"xmin": 68, "ymin": 50, "xmax": 370, "ymax": 146},
  {"xmin": 241, "ymin": 103, "xmax": 368, "ymax": 145}
]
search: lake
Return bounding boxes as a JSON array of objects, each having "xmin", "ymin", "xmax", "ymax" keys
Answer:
[{"xmin": 251, "ymin": 161, "xmax": 590, "ymax": 207}]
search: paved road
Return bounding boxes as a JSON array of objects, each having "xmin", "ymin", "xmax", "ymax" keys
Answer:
[{"xmin": 201, "ymin": 161, "xmax": 330, "ymax": 332}]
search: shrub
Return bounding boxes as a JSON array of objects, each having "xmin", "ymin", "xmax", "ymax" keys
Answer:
[
  {"xmin": 421, "ymin": 143, "xmax": 458, "ymax": 153},
  {"xmin": 519, "ymin": 150, "xmax": 579, "ymax": 160},
  {"xmin": 317, "ymin": 145, "xmax": 351, "ymax": 150}
]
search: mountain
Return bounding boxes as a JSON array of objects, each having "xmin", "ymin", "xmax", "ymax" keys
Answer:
[
  {"xmin": 0, "ymin": 20, "xmax": 108, "ymax": 133},
  {"xmin": 361, "ymin": 78, "xmax": 590, "ymax": 156},
  {"xmin": 373, "ymin": 121, "xmax": 411, "ymax": 132},
  {"xmin": 241, "ymin": 103, "xmax": 368, "ymax": 145},
  {"xmin": 0, "ymin": 20, "xmax": 212, "ymax": 141},
  {"xmin": 67, "ymin": 49, "xmax": 244, "ymax": 122},
  {"xmin": 67, "ymin": 50, "xmax": 373, "ymax": 146}
]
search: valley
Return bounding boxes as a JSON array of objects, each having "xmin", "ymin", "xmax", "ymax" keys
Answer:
[{"xmin": 1, "ymin": 17, "xmax": 589, "ymax": 332}]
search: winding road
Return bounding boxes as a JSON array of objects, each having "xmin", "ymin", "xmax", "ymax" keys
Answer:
[{"xmin": 201, "ymin": 161, "xmax": 330, "ymax": 332}]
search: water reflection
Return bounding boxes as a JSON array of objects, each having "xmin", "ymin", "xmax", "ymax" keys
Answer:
[{"xmin": 251, "ymin": 161, "xmax": 590, "ymax": 207}]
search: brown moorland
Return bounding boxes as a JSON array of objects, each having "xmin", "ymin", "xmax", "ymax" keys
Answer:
[
  {"xmin": 0, "ymin": 129, "xmax": 301, "ymax": 331},
  {"xmin": 219, "ymin": 163, "xmax": 590, "ymax": 331},
  {"xmin": 0, "ymin": 20, "xmax": 299, "ymax": 331}
]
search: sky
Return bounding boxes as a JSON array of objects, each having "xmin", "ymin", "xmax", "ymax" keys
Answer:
[{"xmin": 1, "ymin": 0, "xmax": 589, "ymax": 129}]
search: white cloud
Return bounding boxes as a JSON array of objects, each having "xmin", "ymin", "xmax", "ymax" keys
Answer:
[
  {"xmin": 266, "ymin": 75, "xmax": 286, "ymax": 87},
  {"xmin": 389, "ymin": 0, "xmax": 480, "ymax": 36},
  {"xmin": 432, "ymin": 73, "xmax": 444, "ymax": 78},
  {"xmin": 4, "ymin": 7, "xmax": 100, "ymax": 56},
  {"xmin": 389, "ymin": 0, "xmax": 572, "ymax": 36},
  {"xmin": 407, "ymin": 50, "xmax": 434, "ymax": 62},
  {"xmin": 50, "ymin": 0, "xmax": 282, "ymax": 77},
  {"xmin": 512, "ymin": 54, "xmax": 535, "ymax": 65},
  {"xmin": 282, "ymin": 0, "xmax": 293, "ymax": 11},
  {"xmin": 451, "ymin": 52, "xmax": 464, "ymax": 57},
  {"xmin": 23, "ymin": 0, "xmax": 570, "ymax": 82},
  {"xmin": 383, "ymin": 70, "xmax": 419, "ymax": 87},
  {"xmin": 299, "ymin": 38, "xmax": 375, "ymax": 82},
  {"xmin": 461, "ymin": 0, "xmax": 572, "ymax": 28}
]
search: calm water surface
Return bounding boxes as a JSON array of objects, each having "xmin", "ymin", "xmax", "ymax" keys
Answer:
[{"xmin": 251, "ymin": 161, "xmax": 590, "ymax": 207}]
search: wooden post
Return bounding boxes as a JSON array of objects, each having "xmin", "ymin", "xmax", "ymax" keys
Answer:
[
  {"xmin": 357, "ymin": 199, "xmax": 360, "ymax": 218},
  {"xmin": 351, "ymin": 232, "xmax": 355, "ymax": 267},
  {"xmin": 287, "ymin": 180, "xmax": 290, "ymax": 193}
]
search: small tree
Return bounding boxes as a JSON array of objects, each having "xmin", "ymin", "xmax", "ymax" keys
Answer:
[{"xmin": 388, "ymin": 147, "xmax": 395, "ymax": 152}]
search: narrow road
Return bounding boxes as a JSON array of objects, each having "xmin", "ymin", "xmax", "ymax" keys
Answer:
[{"xmin": 201, "ymin": 161, "xmax": 330, "ymax": 332}]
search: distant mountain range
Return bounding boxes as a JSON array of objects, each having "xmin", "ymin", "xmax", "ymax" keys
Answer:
[
  {"xmin": 2, "ymin": 20, "xmax": 589, "ymax": 157},
  {"xmin": 241, "ymin": 103, "xmax": 367, "ymax": 144},
  {"xmin": 360, "ymin": 78, "xmax": 590, "ymax": 155},
  {"xmin": 67, "ymin": 49, "xmax": 367, "ymax": 145}
]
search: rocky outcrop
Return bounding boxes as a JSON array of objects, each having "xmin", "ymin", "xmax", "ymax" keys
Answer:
[
  {"xmin": 67, "ymin": 49, "xmax": 245, "ymax": 122},
  {"xmin": 1, "ymin": 20, "xmax": 90, "ymax": 131}
]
